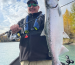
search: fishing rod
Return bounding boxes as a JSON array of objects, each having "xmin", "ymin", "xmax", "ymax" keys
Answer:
[
  {"xmin": 60, "ymin": 0, "xmax": 75, "ymax": 8},
  {"xmin": 0, "ymin": 18, "xmax": 35, "ymax": 36},
  {"xmin": 0, "ymin": 31, "xmax": 10, "ymax": 36},
  {"xmin": 0, "ymin": 0, "xmax": 75, "ymax": 36}
]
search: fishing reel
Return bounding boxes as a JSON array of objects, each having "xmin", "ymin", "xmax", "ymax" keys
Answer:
[{"xmin": 61, "ymin": 55, "xmax": 74, "ymax": 65}]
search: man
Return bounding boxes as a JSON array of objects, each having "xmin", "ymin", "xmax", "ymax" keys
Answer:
[{"xmin": 10, "ymin": 0, "xmax": 52, "ymax": 65}]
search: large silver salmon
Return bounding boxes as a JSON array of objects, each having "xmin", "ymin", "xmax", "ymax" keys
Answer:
[{"xmin": 41, "ymin": 0, "xmax": 69, "ymax": 65}]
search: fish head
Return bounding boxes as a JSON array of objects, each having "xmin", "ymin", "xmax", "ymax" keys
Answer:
[{"xmin": 45, "ymin": 0, "xmax": 58, "ymax": 8}]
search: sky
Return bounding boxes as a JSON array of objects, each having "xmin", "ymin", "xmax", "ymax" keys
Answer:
[{"xmin": 0, "ymin": 0, "xmax": 74, "ymax": 34}]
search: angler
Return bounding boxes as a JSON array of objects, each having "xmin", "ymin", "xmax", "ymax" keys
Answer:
[
  {"xmin": 8, "ymin": 0, "xmax": 52, "ymax": 65},
  {"xmin": 1, "ymin": 0, "xmax": 70, "ymax": 65}
]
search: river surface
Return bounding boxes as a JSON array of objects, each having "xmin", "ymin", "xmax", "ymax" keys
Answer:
[
  {"xmin": 0, "ymin": 42, "xmax": 75, "ymax": 65},
  {"xmin": 0, "ymin": 42, "xmax": 19, "ymax": 65}
]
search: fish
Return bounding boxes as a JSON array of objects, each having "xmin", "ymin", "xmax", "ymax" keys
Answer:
[{"xmin": 41, "ymin": 0, "xmax": 69, "ymax": 65}]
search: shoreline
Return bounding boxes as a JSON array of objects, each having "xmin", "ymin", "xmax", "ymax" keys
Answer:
[
  {"xmin": 69, "ymin": 43, "xmax": 75, "ymax": 45},
  {"xmin": 64, "ymin": 43, "xmax": 75, "ymax": 45}
]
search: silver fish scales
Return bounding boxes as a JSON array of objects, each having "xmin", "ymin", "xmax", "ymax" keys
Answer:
[{"xmin": 43, "ymin": 0, "xmax": 69, "ymax": 65}]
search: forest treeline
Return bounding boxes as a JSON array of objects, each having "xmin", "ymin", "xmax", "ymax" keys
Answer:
[
  {"xmin": 63, "ymin": 2, "xmax": 75, "ymax": 39},
  {"xmin": 0, "ymin": 35, "xmax": 20, "ymax": 42}
]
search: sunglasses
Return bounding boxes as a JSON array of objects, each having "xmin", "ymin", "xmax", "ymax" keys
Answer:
[{"xmin": 28, "ymin": 3, "xmax": 38, "ymax": 7}]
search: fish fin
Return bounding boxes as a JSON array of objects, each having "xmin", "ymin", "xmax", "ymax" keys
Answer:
[
  {"xmin": 40, "ymin": 29, "xmax": 46, "ymax": 36},
  {"xmin": 59, "ymin": 45, "xmax": 69, "ymax": 56}
]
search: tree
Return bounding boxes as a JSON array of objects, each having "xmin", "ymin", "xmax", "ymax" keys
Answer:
[
  {"xmin": 63, "ymin": 2, "xmax": 75, "ymax": 43},
  {"xmin": 70, "ymin": 2, "xmax": 75, "ymax": 37},
  {"xmin": 63, "ymin": 9, "xmax": 73, "ymax": 39}
]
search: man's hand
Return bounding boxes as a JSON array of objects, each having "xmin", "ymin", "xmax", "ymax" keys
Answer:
[{"xmin": 10, "ymin": 24, "xmax": 21, "ymax": 34}]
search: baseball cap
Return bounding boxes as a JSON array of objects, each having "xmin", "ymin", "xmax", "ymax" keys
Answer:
[{"xmin": 27, "ymin": 0, "xmax": 38, "ymax": 4}]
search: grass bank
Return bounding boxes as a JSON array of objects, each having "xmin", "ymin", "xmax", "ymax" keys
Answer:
[{"xmin": 63, "ymin": 38, "xmax": 75, "ymax": 45}]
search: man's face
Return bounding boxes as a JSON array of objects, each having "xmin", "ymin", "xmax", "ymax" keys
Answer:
[{"xmin": 27, "ymin": 1, "xmax": 39, "ymax": 14}]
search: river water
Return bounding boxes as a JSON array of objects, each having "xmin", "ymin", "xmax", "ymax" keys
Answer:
[
  {"xmin": 0, "ymin": 42, "xmax": 75, "ymax": 65},
  {"xmin": 0, "ymin": 42, "xmax": 19, "ymax": 65}
]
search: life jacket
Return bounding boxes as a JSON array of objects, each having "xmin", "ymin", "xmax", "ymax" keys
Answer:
[
  {"xmin": 17, "ymin": 13, "xmax": 44, "ymax": 37},
  {"xmin": 24, "ymin": 13, "xmax": 43, "ymax": 33}
]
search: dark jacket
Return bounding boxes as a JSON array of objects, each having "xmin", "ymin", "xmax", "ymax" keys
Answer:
[{"xmin": 18, "ymin": 11, "xmax": 51, "ymax": 61}]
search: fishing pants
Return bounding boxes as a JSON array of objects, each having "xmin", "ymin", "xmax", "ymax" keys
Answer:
[{"xmin": 20, "ymin": 60, "xmax": 52, "ymax": 65}]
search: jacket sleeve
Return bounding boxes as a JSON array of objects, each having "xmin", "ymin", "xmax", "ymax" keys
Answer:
[
  {"xmin": 38, "ymin": 14, "xmax": 45, "ymax": 30},
  {"xmin": 40, "ymin": 14, "xmax": 45, "ymax": 27}
]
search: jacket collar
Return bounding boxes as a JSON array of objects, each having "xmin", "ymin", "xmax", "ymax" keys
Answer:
[{"xmin": 28, "ymin": 11, "xmax": 42, "ymax": 18}]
